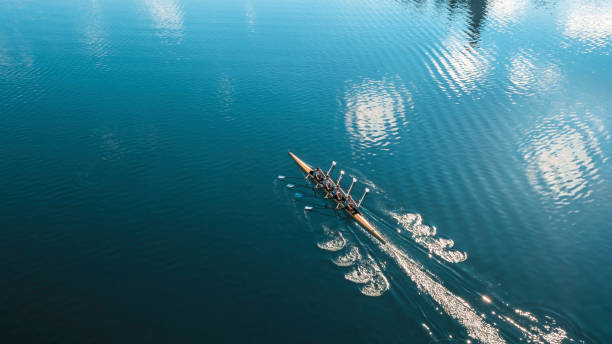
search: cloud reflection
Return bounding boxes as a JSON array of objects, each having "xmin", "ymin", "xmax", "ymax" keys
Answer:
[
  {"xmin": 146, "ymin": 0, "xmax": 184, "ymax": 43},
  {"xmin": 506, "ymin": 50, "xmax": 561, "ymax": 97},
  {"xmin": 425, "ymin": 33, "xmax": 491, "ymax": 97},
  {"xmin": 83, "ymin": 0, "xmax": 110, "ymax": 69},
  {"xmin": 562, "ymin": 1, "xmax": 612, "ymax": 52},
  {"xmin": 487, "ymin": 0, "xmax": 528, "ymax": 29},
  {"xmin": 217, "ymin": 73, "xmax": 235, "ymax": 122},
  {"xmin": 521, "ymin": 112, "xmax": 607, "ymax": 206},
  {"xmin": 246, "ymin": 0, "xmax": 256, "ymax": 33},
  {"xmin": 344, "ymin": 77, "xmax": 411, "ymax": 152},
  {"xmin": 0, "ymin": 32, "xmax": 36, "ymax": 81}
]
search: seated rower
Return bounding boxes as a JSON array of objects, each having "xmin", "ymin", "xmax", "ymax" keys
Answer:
[
  {"xmin": 335, "ymin": 189, "xmax": 344, "ymax": 202},
  {"xmin": 313, "ymin": 167, "xmax": 324, "ymax": 182},
  {"xmin": 345, "ymin": 196, "xmax": 356, "ymax": 212},
  {"xmin": 325, "ymin": 178, "xmax": 334, "ymax": 191}
]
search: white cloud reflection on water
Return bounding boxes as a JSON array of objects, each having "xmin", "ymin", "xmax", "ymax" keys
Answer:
[
  {"xmin": 245, "ymin": 0, "xmax": 256, "ymax": 33},
  {"xmin": 146, "ymin": 0, "xmax": 184, "ymax": 43},
  {"xmin": 343, "ymin": 77, "xmax": 412, "ymax": 152},
  {"xmin": 486, "ymin": 0, "xmax": 529, "ymax": 29},
  {"xmin": 423, "ymin": 29, "xmax": 493, "ymax": 98},
  {"xmin": 561, "ymin": 1, "xmax": 612, "ymax": 53},
  {"xmin": 521, "ymin": 111, "xmax": 608, "ymax": 207},
  {"xmin": 506, "ymin": 49, "xmax": 562, "ymax": 98},
  {"xmin": 83, "ymin": 0, "xmax": 109, "ymax": 69}
]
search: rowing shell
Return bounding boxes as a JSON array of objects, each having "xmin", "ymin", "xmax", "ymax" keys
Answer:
[{"xmin": 288, "ymin": 151, "xmax": 386, "ymax": 244}]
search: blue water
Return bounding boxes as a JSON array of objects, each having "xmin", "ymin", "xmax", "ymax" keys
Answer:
[{"xmin": 1, "ymin": 0, "xmax": 611, "ymax": 342}]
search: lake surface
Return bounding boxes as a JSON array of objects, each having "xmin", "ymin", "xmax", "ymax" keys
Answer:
[{"xmin": 1, "ymin": 0, "xmax": 611, "ymax": 342}]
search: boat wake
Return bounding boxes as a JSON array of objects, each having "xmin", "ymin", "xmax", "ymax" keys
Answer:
[
  {"xmin": 390, "ymin": 212, "xmax": 468, "ymax": 263},
  {"xmin": 316, "ymin": 226, "xmax": 347, "ymax": 251},
  {"xmin": 316, "ymin": 226, "xmax": 390, "ymax": 297},
  {"xmin": 377, "ymin": 239, "xmax": 577, "ymax": 343},
  {"xmin": 342, "ymin": 251, "xmax": 389, "ymax": 297},
  {"xmin": 384, "ymin": 242, "xmax": 504, "ymax": 343},
  {"xmin": 275, "ymin": 174, "xmax": 585, "ymax": 342},
  {"xmin": 332, "ymin": 245, "xmax": 361, "ymax": 267}
]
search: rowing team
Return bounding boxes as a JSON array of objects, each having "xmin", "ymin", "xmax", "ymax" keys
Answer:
[{"xmin": 308, "ymin": 161, "xmax": 369, "ymax": 213}]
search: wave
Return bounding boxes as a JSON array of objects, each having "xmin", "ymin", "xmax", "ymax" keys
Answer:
[{"xmin": 390, "ymin": 212, "xmax": 468, "ymax": 263}]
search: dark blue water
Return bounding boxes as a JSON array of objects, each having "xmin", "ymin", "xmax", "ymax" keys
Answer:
[{"xmin": 1, "ymin": 0, "xmax": 611, "ymax": 342}]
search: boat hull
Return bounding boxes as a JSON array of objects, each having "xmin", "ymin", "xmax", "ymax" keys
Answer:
[{"xmin": 288, "ymin": 152, "xmax": 386, "ymax": 244}]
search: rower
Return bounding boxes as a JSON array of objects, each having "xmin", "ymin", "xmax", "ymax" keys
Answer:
[
  {"xmin": 313, "ymin": 167, "xmax": 325, "ymax": 182},
  {"xmin": 334, "ymin": 189, "xmax": 344, "ymax": 202},
  {"xmin": 345, "ymin": 195, "xmax": 357, "ymax": 213},
  {"xmin": 324, "ymin": 177, "xmax": 334, "ymax": 191},
  {"xmin": 343, "ymin": 178, "xmax": 358, "ymax": 212}
]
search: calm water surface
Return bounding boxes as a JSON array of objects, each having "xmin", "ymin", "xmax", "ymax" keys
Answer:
[{"xmin": 1, "ymin": 0, "xmax": 611, "ymax": 342}]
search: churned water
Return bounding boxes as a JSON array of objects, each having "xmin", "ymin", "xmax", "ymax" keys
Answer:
[{"xmin": 1, "ymin": 0, "xmax": 611, "ymax": 342}]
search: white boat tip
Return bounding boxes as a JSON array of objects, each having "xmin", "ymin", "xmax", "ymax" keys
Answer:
[
  {"xmin": 277, "ymin": 175, "xmax": 286, "ymax": 179},
  {"xmin": 304, "ymin": 206, "xmax": 313, "ymax": 210},
  {"xmin": 286, "ymin": 184, "xmax": 294, "ymax": 188}
]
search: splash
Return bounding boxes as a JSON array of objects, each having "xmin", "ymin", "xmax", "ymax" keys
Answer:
[
  {"xmin": 390, "ymin": 212, "xmax": 468, "ymax": 263},
  {"xmin": 360, "ymin": 267, "xmax": 389, "ymax": 297},
  {"xmin": 344, "ymin": 253, "xmax": 390, "ymax": 297},
  {"xmin": 345, "ymin": 261, "xmax": 375, "ymax": 283},
  {"xmin": 316, "ymin": 229, "xmax": 347, "ymax": 252},
  {"xmin": 333, "ymin": 245, "xmax": 361, "ymax": 267},
  {"xmin": 360, "ymin": 271, "xmax": 389, "ymax": 297}
]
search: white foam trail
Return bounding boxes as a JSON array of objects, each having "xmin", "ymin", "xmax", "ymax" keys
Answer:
[
  {"xmin": 499, "ymin": 310, "xmax": 569, "ymax": 344},
  {"xmin": 391, "ymin": 212, "xmax": 468, "ymax": 263},
  {"xmin": 383, "ymin": 243, "xmax": 505, "ymax": 344},
  {"xmin": 378, "ymin": 215, "xmax": 570, "ymax": 342}
]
